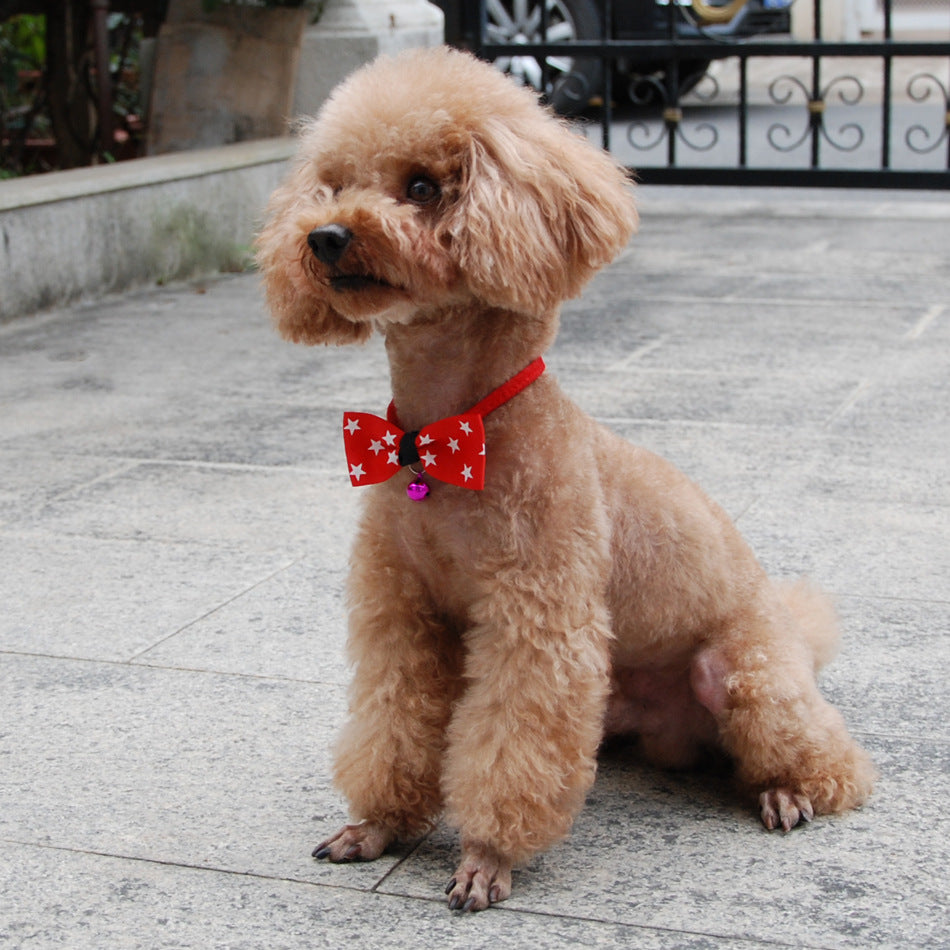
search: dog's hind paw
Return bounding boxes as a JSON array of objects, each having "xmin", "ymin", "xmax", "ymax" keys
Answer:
[
  {"xmin": 759, "ymin": 788, "xmax": 815, "ymax": 832},
  {"xmin": 312, "ymin": 821, "xmax": 395, "ymax": 862},
  {"xmin": 445, "ymin": 843, "xmax": 512, "ymax": 912}
]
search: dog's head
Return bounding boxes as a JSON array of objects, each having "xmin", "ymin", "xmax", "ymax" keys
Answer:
[{"xmin": 256, "ymin": 47, "xmax": 637, "ymax": 345}]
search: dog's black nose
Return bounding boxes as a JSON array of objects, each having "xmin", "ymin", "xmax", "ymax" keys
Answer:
[{"xmin": 307, "ymin": 224, "xmax": 353, "ymax": 264}]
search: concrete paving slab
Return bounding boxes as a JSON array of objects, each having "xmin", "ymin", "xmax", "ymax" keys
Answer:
[
  {"xmin": 1, "ymin": 844, "xmax": 781, "ymax": 950},
  {"xmin": 799, "ymin": 431, "xmax": 950, "ymax": 507},
  {"xmin": 0, "ymin": 281, "xmax": 391, "ymax": 467},
  {"xmin": 739, "ymin": 494, "xmax": 950, "ymax": 600},
  {"xmin": 135, "ymin": 559, "xmax": 351, "ymax": 687},
  {"xmin": 1, "ymin": 399, "xmax": 352, "ymax": 469},
  {"xmin": 8, "ymin": 461, "xmax": 360, "ymax": 555},
  {"xmin": 567, "ymin": 364, "xmax": 859, "ymax": 427},
  {"xmin": 830, "ymin": 595, "xmax": 950, "ymax": 738},
  {"xmin": 0, "ymin": 655, "xmax": 385, "ymax": 886},
  {"xmin": 828, "ymin": 348, "xmax": 950, "ymax": 444},
  {"xmin": 0, "ymin": 534, "xmax": 291, "ymax": 662},
  {"xmin": 0, "ymin": 451, "xmax": 132, "ymax": 527},
  {"xmin": 589, "ymin": 299, "xmax": 928, "ymax": 376}
]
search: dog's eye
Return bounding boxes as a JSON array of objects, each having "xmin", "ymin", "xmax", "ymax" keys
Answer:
[{"xmin": 406, "ymin": 175, "xmax": 440, "ymax": 205}]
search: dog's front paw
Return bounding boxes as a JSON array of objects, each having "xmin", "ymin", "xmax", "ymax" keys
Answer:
[
  {"xmin": 759, "ymin": 788, "xmax": 815, "ymax": 832},
  {"xmin": 312, "ymin": 821, "xmax": 395, "ymax": 862},
  {"xmin": 445, "ymin": 842, "xmax": 512, "ymax": 912}
]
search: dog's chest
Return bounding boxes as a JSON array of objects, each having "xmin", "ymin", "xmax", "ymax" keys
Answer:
[{"xmin": 388, "ymin": 489, "xmax": 488, "ymax": 616}]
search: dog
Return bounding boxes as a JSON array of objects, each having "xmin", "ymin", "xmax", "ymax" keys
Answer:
[{"xmin": 256, "ymin": 46, "xmax": 875, "ymax": 912}]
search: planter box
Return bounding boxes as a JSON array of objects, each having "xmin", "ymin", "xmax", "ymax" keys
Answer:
[{"xmin": 147, "ymin": 0, "xmax": 308, "ymax": 155}]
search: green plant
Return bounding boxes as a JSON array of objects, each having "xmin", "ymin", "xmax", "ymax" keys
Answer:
[
  {"xmin": 0, "ymin": 8, "xmax": 154, "ymax": 177},
  {"xmin": 0, "ymin": 14, "xmax": 49, "ymax": 177},
  {"xmin": 0, "ymin": 14, "xmax": 45, "ymax": 71}
]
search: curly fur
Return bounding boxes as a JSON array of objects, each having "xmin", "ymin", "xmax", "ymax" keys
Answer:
[{"xmin": 256, "ymin": 46, "xmax": 875, "ymax": 912}]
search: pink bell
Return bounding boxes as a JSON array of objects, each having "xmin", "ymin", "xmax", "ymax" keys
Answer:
[{"xmin": 407, "ymin": 477, "xmax": 430, "ymax": 501}]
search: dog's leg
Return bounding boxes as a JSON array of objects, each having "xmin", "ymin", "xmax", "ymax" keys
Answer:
[
  {"xmin": 441, "ymin": 588, "xmax": 612, "ymax": 910},
  {"xmin": 690, "ymin": 595, "xmax": 875, "ymax": 831},
  {"xmin": 315, "ymin": 519, "xmax": 463, "ymax": 863}
]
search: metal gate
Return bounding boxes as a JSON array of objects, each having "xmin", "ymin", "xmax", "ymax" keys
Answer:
[{"xmin": 476, "ymin": 0, "xmax": 950, "ymax": 187}]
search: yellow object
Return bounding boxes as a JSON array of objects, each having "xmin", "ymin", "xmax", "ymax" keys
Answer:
[{"xmin": 690, "ymin": 0, "xmax": 750, "ymax": 24}]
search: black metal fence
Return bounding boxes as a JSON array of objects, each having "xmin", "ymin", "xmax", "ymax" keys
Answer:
[{"xmin": 475, "ymin": 0, "xmax": 950, "ymax": 188}]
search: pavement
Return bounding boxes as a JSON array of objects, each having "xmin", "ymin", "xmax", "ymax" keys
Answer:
[{"xmin": 1, "ymin": 185, "xmax": 948, "ymax": 949}]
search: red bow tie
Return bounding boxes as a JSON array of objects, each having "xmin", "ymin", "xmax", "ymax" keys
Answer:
[
  {"xmin": 343, "ymin": 357, "xmax": 545, "ymax": 491},
  {"xmin": 343, "ymin": 411, "xmax": 486, "ymax": 489}
]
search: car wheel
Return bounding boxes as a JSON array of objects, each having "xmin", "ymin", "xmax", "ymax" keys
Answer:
[{"xmin": 485, "ymin": 0, "xmax": 603, "ymax": 114}]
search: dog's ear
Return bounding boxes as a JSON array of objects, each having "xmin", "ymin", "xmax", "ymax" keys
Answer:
[
  {"xmin": 445, "ymin": 116, "xmax": 637, "ymax": 314},
  {"xmin": 255, "ymin": 165, "xmax": 372, "ymax": 346}
]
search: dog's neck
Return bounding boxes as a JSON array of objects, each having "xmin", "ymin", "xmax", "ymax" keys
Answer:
[{"xmin": 383, "ymin": 305, "xmax": 556, "ymax": 430}]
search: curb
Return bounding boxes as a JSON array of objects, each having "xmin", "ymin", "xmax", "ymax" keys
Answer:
[{"xmin": 0, "ymin": 138, "xmax": 295, "ymax": 322}]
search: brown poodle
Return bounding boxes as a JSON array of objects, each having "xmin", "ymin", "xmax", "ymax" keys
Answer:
[{"xmin": 256, "ymin": 46, "xmax": 875, "ymax": 912}]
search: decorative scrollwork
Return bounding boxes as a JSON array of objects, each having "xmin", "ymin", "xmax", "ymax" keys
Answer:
[
  {"xmin": 908, "ymin": 71, "xmax": 947, "ymax": 104},
  {"xmin": 625, "ymin": 75, "xmax": 668, "ymax": 150},
  {"xmin": 687, "ymin": 70, "xmax": 720, "ymax": 104},
  {"xmin": 767, "ymin": 77, "xmax": 811, "ymax": 151},
  {"xmin": 677, "ymin": 119, "xmax": 719, "ymax": 152},
  {"xmin": 905, "ymin": 73, "xmax": 950, "ymax": 155},
  {"xmin": 769, "ymin": 75, "xmax": 809, "ymax": 108},
  {"xmin": 628, "ymin": 74, "xmax": 668, "ymax": 108},
  {"xmin": 625, "ymin": 74, "xmax": 718, "ymax": 154},
  {"xmin": 824, "ymin": 74, "xmax": 864, "ymax": 107},
  {"xmin": 767, "ymin": 72, "xmax": 866, "ymax": 154},
  {"xmin": 820, "ymin": 75, "xmax": 865, "ymax": 152},
  {"xmin": 627, "ymin": 117, "xmax": 666, "ymax": 151},
  {"xmin": 550, "ymin": 70, "xmax": 592, "ymax": 112}
]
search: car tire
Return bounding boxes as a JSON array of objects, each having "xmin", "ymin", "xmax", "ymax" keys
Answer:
[
  {"xmin": 486, "ymin": 0, "xmax": 603, "ymax": 114},
  {"xmin": 627, "ymin": 58, "xmax": 713, "ymax": 105}
]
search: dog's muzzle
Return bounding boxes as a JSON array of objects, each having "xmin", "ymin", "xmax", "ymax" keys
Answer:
[{"xmin": 308, "ymin": 223, "xmax": 353, "ymax": 264}]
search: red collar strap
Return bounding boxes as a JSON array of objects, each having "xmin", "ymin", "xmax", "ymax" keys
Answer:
[
  {"xmin": 386, "ymin": 356, "xmax": 546, "ymax": 429},
  {"xmin": 343, "ymin": 357, "xmax": 545, "ymax": 495}
]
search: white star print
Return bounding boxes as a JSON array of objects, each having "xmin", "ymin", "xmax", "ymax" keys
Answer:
[
  {"xmin": 421, "ymin": 451, "xmax": 437, "ymax": 467},
  {"xmin": 461, "ymin": 465, "xmax": 473, "ymax": 482},
  {"xmin": 447, "ymin": 438, "xmax": 460, "ymax": 453},
  {"xmin": 459, "ymin": 421, "xmax": 472, "ymax": 435},
  {"xmin": 387, "ymin": 450, "xmax": 399, "ymax": 466},
  {"xmin": 344, "ymin": 417, "xmax": 361, "ymax": 435},
  {"xmin": 369, "ymin": 439, "xmax": 384, "ymax": 455},
  {"xmin": 382, "ymin": 430, "xmax": 397, "ymax": 446},
  {"xmin": 418, "ymin": 433, "xmax": 433, "ymax": 446},
  {"xmin": 349, "ymin": 463, "xmax": 365, "ymax": 481}
]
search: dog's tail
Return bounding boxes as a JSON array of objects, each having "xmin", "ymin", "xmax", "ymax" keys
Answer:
[{"xmin": 777, "ymin": 578, "xmax": 841, "ymax": 672}]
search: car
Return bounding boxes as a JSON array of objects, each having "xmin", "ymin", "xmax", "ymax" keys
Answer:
[{"xmin": 469, "ymin": 0, "xmax": 795, "ymax": 112}]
